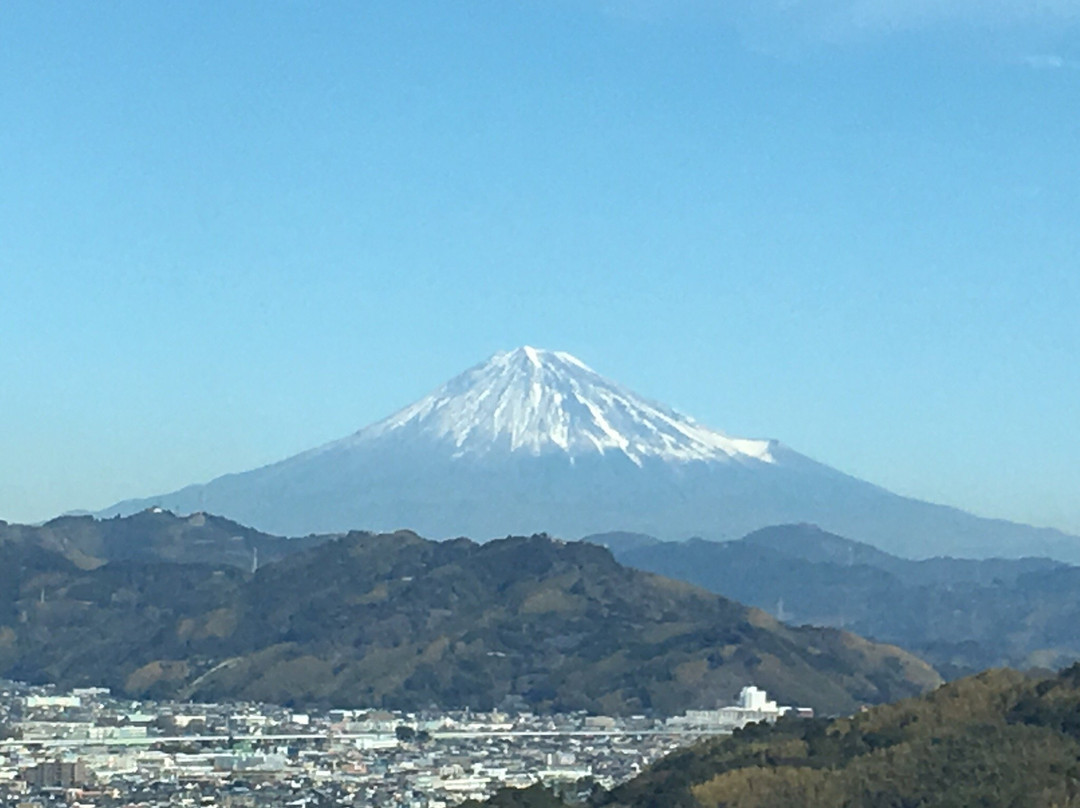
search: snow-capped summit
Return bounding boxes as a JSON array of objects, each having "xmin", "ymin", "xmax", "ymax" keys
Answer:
[
  {"xmin": 351, "ymin": 346, "xmax": 775, "ymax": 465},
  {"xmin": 97, "ymin": 346, "xmax": 1080, "ymax": 561}
]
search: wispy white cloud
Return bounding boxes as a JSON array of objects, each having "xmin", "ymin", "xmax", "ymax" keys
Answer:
[{"xmin": 1022, "ymin": 53, "xmax": 1080, "ymax": 69}]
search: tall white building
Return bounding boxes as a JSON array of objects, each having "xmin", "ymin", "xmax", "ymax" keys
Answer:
[{"xmin": 737, "ymin": 686, "xmax": 777, "ymax": 712}]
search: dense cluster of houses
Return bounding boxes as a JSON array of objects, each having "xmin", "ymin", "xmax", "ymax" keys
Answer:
[{"xmin": 1, "ymin": 681, "xmax": 794, "ymax": 807}]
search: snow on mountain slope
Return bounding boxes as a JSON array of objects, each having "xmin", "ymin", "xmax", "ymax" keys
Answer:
[
  {"xmin": 330, "ymin": 346, "xmax": 775, "ymax": 465},
  {"xmin": 96, "ymin": 346, "xmax": 1080, "ymax": 561}
]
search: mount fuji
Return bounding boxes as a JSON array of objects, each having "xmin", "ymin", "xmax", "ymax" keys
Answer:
[{"xmin": 100, "ymin": 346, "xmax": 1079, "ymax": 560}]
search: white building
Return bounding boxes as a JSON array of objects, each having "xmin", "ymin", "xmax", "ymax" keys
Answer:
[
  {"xmin": 24, "ymin": 695, "xmax": 81, "ymax": 709},
  {"xmin": 667, "ymin": 686, "xmax": 796, "ymax": 731}
]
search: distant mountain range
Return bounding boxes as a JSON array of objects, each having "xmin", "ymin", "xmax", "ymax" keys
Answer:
[
  {"xmin": 589, "ymin": 524, "xmax": 1080, "ymax": 677},
  {"xmin": 11, "ymin": 511, "xmax": 1080, "ymax": 687},
  {"xmin": 0, "ymin": 513, "xmax": 938, "ymax": 715},
  {"xmin": 96, "ymin": 346, "xmax": 1080, "ymax": 561}
]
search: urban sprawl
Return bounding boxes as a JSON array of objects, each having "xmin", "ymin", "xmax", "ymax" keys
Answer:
[{"xmin": 0, "ymin": 682, "xmax": 810, "ymax": 807}]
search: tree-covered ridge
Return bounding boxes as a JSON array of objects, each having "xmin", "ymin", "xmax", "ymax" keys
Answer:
[
  {"xmin": 591, "ymin": 665, "xmax": 1080, "ymax": 808},
  {"xmin": 0, "ymin": 527, "xmax": 938, "ymax": 714}
]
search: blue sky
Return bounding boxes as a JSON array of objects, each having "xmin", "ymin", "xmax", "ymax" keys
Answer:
[{"xmin": 2, "ymin": 1, "xmax": 1078, "ymax": 535}]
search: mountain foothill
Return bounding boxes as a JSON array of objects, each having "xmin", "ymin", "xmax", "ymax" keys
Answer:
[
  {"xmin": 0, "ymin": 511, "xmax": 939, "ymax": 716},
  {"xmin": 8, "ymin": 511, "xmax": 1080, "ymax": 808}
]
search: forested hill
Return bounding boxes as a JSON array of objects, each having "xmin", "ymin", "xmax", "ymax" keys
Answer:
[
  {"xmin": 0, "ymin": 528, "xmax": 938, "ymax": 714},
  {"xmin": 477, "ymin": 665, "xmax": 1080, "ymax": 808},
  {"xmin": 0, "ymin": 509, "xmax": 333, "ymax": 569}
]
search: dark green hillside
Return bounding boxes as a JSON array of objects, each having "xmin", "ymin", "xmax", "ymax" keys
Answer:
[
  {"xmin": 587, "ymin": 664, "xmax": 1080, "ymax": 808},
  {"xmin": 0, "ymin": 528, "xmax": 940, "ymax": 714}
]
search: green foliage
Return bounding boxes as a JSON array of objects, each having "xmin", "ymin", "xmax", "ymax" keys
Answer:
[
  {"xmin": 463, "ymin": 784, "xmax": 567, "ymax": 808},
  {"xmin": 0, "ymin": 524, "xmax": 938, "ymax": 713},
  {"xmin": 594, "ymin": 666, "xmax": 1080, "ymax": 808}
]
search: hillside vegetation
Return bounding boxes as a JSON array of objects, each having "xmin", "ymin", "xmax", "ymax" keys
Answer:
[
  {"xmin": 604, "ymin": 665, "xmax": 1080, "ymax": 808},
  {"xmin": 0, "ymin": 518, "xmax": 939, "ymax": 714},
  {"xmin": 478, "ymin": 665, "xmax": 1080, "ymax": 808}
]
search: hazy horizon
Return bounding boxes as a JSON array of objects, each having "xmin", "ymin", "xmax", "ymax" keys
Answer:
[{"xmin": 2, "ymin": 2, "xmax": 1077, "ymax": 534}]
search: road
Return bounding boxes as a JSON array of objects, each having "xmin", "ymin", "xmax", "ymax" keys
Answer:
[{"xmin": 1, "ymin": 727, "xmax": 732, "ymax": 749}]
